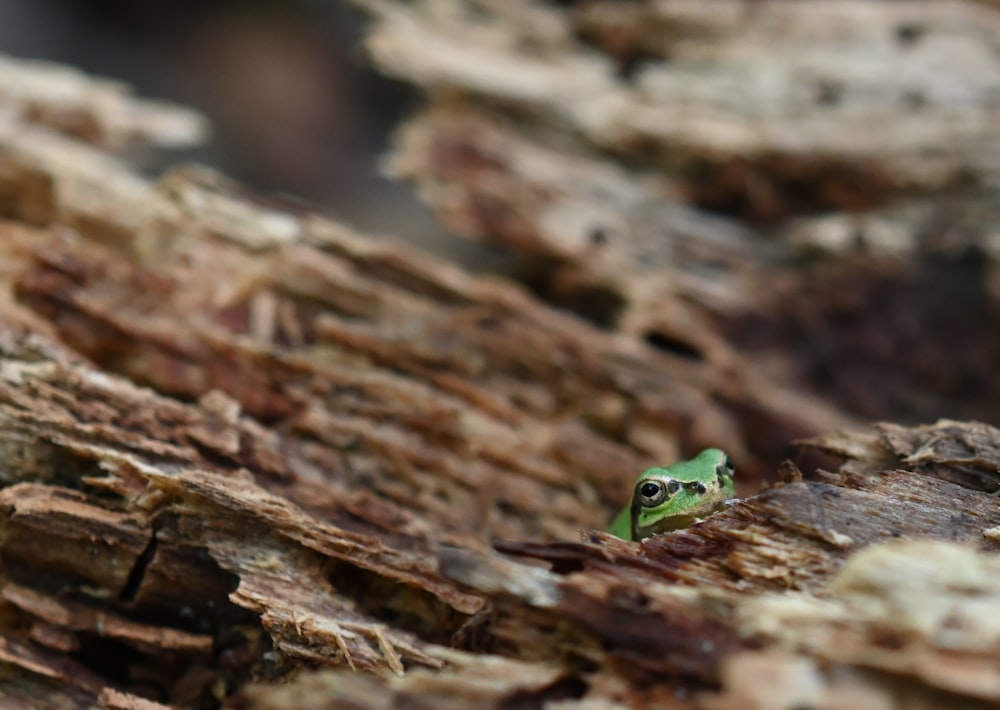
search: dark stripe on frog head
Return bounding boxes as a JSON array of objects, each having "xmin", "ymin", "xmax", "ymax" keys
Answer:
[{"xmin": 683, "ymin": 480, "xmax": 707, "ymax": 495}]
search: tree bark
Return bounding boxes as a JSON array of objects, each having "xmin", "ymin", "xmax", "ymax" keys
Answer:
[{"xmin": 0, "ymin": 1, "xmax": 998, "ymax": 707}]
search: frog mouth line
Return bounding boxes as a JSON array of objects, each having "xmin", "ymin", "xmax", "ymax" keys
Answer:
[{"xmin": 633, "ymin": 501, "xmax": 730, "ymax": 540}]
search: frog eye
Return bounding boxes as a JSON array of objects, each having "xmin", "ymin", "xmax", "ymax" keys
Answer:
[
  {"xmin": 716, "ymin": 456, "xmax": 735, "ymax": 487},
  {"xmin": 636, "ymin": 480, "xmax": 668, "ymax": 507},
  {"xmin": 716, "ymin": 456, "xmax": 735, "ymax": 479}
]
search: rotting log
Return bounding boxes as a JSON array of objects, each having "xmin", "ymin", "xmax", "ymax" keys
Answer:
[
  {"xmin": 366, "ymin": 0, "xmax": 1000, "ymax": 426},
  {"xmin": 2, "ymin": 320, "xmax": 999, "ymax": 705},
  {"xmin": 0, "ymin": 1, "xmax": 998, "ymax": 706}
]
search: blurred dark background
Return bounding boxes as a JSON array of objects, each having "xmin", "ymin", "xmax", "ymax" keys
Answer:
[{"xmin": 0, "ymin": 0, "xmax": 472, "ymax": 255}]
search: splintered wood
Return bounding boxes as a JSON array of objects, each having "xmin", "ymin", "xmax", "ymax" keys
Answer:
[{"xmin": 0, "ymin": 2, "xmax": 998, "ymax": 707}]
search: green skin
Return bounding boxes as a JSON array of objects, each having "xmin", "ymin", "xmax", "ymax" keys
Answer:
[{"xmin": 607, "ymin": 448, "xmax": 736, "ymax": 541}]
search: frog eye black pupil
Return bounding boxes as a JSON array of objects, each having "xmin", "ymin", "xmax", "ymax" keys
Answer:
[
  {"xmin": 725, "ymin": 456, "xmax": 734, "ymax": 470},
  {"xmin": 640, "ymin": 482, "xmax": 660, "ymax": 498}
]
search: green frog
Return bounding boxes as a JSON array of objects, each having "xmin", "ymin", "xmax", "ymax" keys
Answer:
[{"xmin": 607, "ymin": 448, "xmax": 735, "ymax": 541}]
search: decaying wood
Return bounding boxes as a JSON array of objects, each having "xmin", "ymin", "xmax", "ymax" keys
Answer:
[
  {"xmin": 369, "ymin": 0, "xmax": 1000, "ymax": 425},
  {"xmin": 0, "ymin": 55, "xmax": 206, "ymax": 155},
  {"xmin": 0, "ymin": 2, "xmax": 998, "ymax": 707}
]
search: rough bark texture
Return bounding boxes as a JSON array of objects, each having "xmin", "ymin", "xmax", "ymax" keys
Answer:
[
  {"xmin": 371, "ymin": 0, "xmax": 1000, "ymax": 426},
  {"xmin": 0, "ymin": 1, "xmax": 998, "ymax": 708}
]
